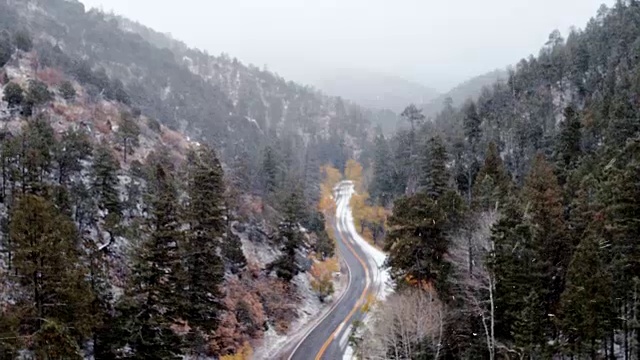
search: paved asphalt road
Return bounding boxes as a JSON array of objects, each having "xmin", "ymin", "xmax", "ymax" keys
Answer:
[{"xmin": 288, "ymin": 181, "xmax": 374, "ymax": 360}]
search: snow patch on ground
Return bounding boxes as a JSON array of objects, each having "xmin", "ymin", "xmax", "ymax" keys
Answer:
[{"xmin": 239, "ymin": 233, "xmax": 279, "ymax": 266}]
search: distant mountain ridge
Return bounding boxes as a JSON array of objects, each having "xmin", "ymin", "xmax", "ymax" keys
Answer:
[
  {"xmin": 421, "ymin": 68, "xmax": 507, "ymax": 117},
  {"xmin": 311, "ymin": 68, "xmax": 440, "ymax": 113}
]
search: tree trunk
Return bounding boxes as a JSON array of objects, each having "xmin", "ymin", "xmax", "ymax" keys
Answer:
[
  {"xmin": 610, "ymin": 330, "xmax": 615, "ymax": 360},
  {"xmin": 123, "ymin": 139, "xmax": 128, "ymax": 163},
  {"xmin": 635, "ymin": 281, "xmax": 640, "ymax": 360},
  {"xmin": 490, "ymin": 274, "xmax": 496, "ymax": 360},
  {"xmin": 1, "ymin": 156, "xmax": 5, "ymax": 202},
  {"xmin": 625, "ymin": 301, "xmax": 629, "ymax": 360}
]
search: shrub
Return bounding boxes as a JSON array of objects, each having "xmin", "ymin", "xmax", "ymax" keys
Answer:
[
  {"xmin": 3, "ymin": 82, "xmax": 24, "ymax": 110},
  {"xmin": 147, "ymin": 117, "xmax": 161, "ymax": 133},
  {"xmin": 37, "ymin": 68, "xmax": 65, "ymax": 87},
  {"xmin": 0, "ymin": 30, "xmax": 13, "ymax": 67},
  {"xmin": 310, "ymin": 258, "xmax": 338, "ymax": 301},
  {"xmin": 59, "ymin": 81, "xmax": 76, "ymax": 101},
  {"xmin": 14, "ymin": 30, "xmax": 32, "ymax": 52},
  {"xmin": 23, "ymin": 80, "xmax": 53, "ymax": 116}
]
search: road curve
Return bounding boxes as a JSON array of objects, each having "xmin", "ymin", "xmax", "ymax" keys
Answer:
[{"xmin": 288, "ymin": 181, "xmax": 375, "ymax": 360}]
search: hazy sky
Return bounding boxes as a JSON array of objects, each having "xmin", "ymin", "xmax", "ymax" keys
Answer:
[{"xmin": 79, "ymin": 0, "xmax": 611, "ymax": 92}]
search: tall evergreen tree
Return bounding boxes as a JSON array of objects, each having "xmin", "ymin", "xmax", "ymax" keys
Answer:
[
  {"xmin": 183, "ymin": 145, "xmax": 226, "ymax": 351},
  {"xmin": 400, "ymin": 105, "xmax": 425, "ymax": 193},
  {"xmin": 462, "ymin": 100, "xmax": 482, "ymax": 150},
  {"xmin": 369, "ymin": 133, "xmax": 396, "ymax": 206},
  {"xmin": 56, "ymin": 128, "xmax": 92, "ymax": 185},
  {"xmin": 24, "ymin": 80, "xmax": 53, "ymax": 116},
  {"xmin": 21, "ymin": 115, "xmax": 56, "ymax": 195},
  {"xmin": 472, "ymin": 142, "xmax": 512, "ymax": 211},
  {"xmin": 116, "ymin": 111, "xmax": 140, "ymax": 163},
  {"xmin": 554, "ymin": 106, "xmax": 582, "ymax": 185},
  {"xmin": 401, "ymin": 104, "xmax": 425, "ymax": 133},
  {"xmin": 270, "ymin": 184, "xmax": 305, "ymax": 282},
  {"xmin": 521, "ymin": 154, "xmax": 568, "ymax": 347},
  {"xmin": 600, "ymin": 139, "xmax": 640, "ymax": 356},
  {"xmin": 91, "ymin": 144, "xmax": 122, "ymax": 247},
  {"xmin": 385, "ymin": 193, "xmax": 451, "ymax": 294},
  {"xmin": 0, "ymin": 30, "xmax": 13, "ymax": 67},
  {"xmin": 419, "ymin": 135, "xmax": 449, "ymax": 199},
  {"xmin": 123, "ymin": 164, "xmax": 184, "ymax": 359},
  {"xmin": 9, "ymin": 195, "xmax": 95, "ymax": 357},
  {"xmin": 559, "ymin": 219, "xmax": 614, "ymax": 358},
  {"xmin": 262, "ymin": 145, "xmax": 278, "ymax": 196},
  {"xmin": 489, "ymin": 198, "xmax": 542, "ymax": 353},
  {"xmin": 2, "ymin": 82, "xmax": 24, "ymax": 112}
]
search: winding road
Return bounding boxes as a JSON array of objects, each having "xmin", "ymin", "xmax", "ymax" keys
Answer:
[{"xmin": 287, "ymin": 181, "xmax": 378, "ymax": 360}]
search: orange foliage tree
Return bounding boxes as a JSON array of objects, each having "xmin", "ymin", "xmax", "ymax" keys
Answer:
[
  {"xmin": 318, "ymin": 164, "xmax": 342, "ymax": 217},
  {"xmin": 346, "ymin": 159, "xmax": 389, "ymax": 247}
]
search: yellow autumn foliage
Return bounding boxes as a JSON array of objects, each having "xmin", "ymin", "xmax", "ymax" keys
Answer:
[
  {"xmin": 318, "ymin": 164, "xmax": 342, "ymax": 217},
  {"xmin": 344, "ymin": 159, "xmax": 364, "ymax": 192},
  {"xmin": 220, "ymin": 342, "xmax": 253, "ymax": 360},
  {"xmin": 346, "ymin": 160, "xmax": 389, "ymax": 248},
  {"xmin": 361, "ymin": 293, "xmax": 378, "ymax": 313},
  {"xmin": 310, "ymin": 257, "xmax": 339, "ymax": 298}
]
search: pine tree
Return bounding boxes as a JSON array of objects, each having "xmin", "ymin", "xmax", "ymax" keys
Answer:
[
  {"xmin": 116, "ymin": 111, "xmax": 140, "ymax": 163},
  {"xmin": 0, "ymin": 132, "xmax": 19, "ymax": 203},
  {"xmin": 86, "ymin": 239, "xmax": 118, "ymax": 360},
  {"xmin": 14, "ymin": 30, "xmax": 32, "ymax": 52},
  {"xmin": 9, "ymin": 195, "xmax": 95, "ymax": 356},
  {"xmin": 183, "ymin": 145, "xmax": 226, "ymax": 350},
  {"xmin": 222, "ymin": 187, "xmax": 247, "ymax": 274},
  {"xmin": 600, "ymin": 139, "xmax": 640, "ymax": 356},
  {"xmin": 369, "ymin": 133, "xmax": 396, "ymax": 206},
  {"xmin": 554, "ymin": 106, "xmax": 582, "ymax": 185},
  {"xmin": 56, "ymin": 128, "xmax": 92, "ymax": 185},
  {"xmin": 392, "ymin": 130, "xmax": 413, "ymax": 194},
  {"xmin": 21, "ymin": 115, "xmax": 56, "ymax": 195},
  {"xmin": 401, "ymin": 104, "xmax": 425, "ymax": 133},
  {"xmin": 123, "ymin": 164, "xmax": 184, "ymax": 359},
  {"xmin": 24, "ymin": 80, "xmax": 53, "ymax": 116},
  {"xmin": 385, "ymin": 193, "xmax": 451, "ymax": 294},
  {"xmin": 559, "ymin": 219, "xmax": 614, "ymax": 358},
  {"xmin": 2, "ymin": 82, "xmax": 23, "ymax": 112},
  {"xmin": 400, "ymin": 105, "xmax": 425, "ymax": 193},
  {"xmin": 59, "ymin": 81, "xmax": 76, "ymax": 101},
  {"xmin": 488, "ymin": 198, "xmax": 541, "ymax": 350},
  {"xmin": 0, "ymin": 30, "xmax": 13, "ymax": 68},
  {"xmin": 92, "ymin": 144, "xmax": 122, "ymax": 247},
  {"xmin": 262, "ymin": 145, "xmax": 278, "ymax": 196},
  {"xmin": 462, "ymin": 100, "xmax": 482, "ymax": 150},
  {"xmin": 0, "ymin": 308, "xmax": 20, "ymax": 358},
  {"xmin": 270, "ymin": 184, "xmax": 305, "ymax": 282},
  {"xmin": 472, "ymin": 142, "xmax": 512, "ymax": 211},
  {"xmin": 419, "ymin": 135, "xmax": 449, "ymax": 199},
  {"xmin": 521, "ymin": 154, "xmax": 568, "ymax": 346},
  {"xmin": 230, "ymin": 147, "xmax": 253, "ymax": 193}
]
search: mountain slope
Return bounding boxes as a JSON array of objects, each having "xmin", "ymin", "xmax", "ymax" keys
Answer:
[
  {"xmin": 311, "ymin": 68, "xmax": 440, "ymax": 113},
  {"xmin": 1, "ymin": 0, "xmax": 374, "ymax": 173},
  {"xmin": 421, "ymin": 68, "xmax": 507, "ymax": 117},
  {"xmin": 364, "ymin": 2, "xmax": 640, "ymax": 358},
  {"xmin": 0, "ymin": 0, "xmax": 368, "ymax": 357}
]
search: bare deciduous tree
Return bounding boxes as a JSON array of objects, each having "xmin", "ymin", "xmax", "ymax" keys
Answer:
[
  {"xmin": 358, "ymin": 288, "xmax": 445, "ymax": 359},
  {"xmin": 449, "ymin": 210, "xmax": 498, "ymax": 360}
]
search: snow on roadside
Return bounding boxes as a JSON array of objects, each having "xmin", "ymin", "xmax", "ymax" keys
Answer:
[
  {"xmin": 339, "ymin": 181, "xmax": 393, "ymax": 300},
  {"xmin": 336, "ymin": 181, "xmax": 394, "ymax": 360},
  {"xmin": 253, "ymin": 272, "xmax": 347, "ymax": 360}
]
